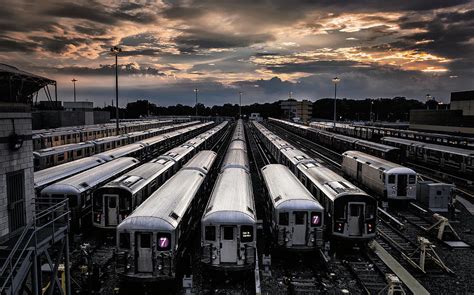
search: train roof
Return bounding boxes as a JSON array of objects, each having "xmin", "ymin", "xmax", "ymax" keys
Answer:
[
  {"xmin": 33, "ymin": 141, "xmax": 95, "ymax": 156},
  {"xmin": 99, "ymin": 160, "xmax": 175, "ymax": 194},
  {"xmin": 41, "ymin": 157, "xmax": 138, "ymax": 196},
  {"xmin": 342, "ymin": 151, "xmax": 416, "ymax": 174},
  {"xmin": 280, "ymin": 147, "xmax": 315, "ymax": 165},
  {"xmin": 118, "ymin": 157, "xmax": 212, "ymax": 231},
  {"xmin": 382, "ymin": 137, "xmax": 474, "ymax": 156},
  {"xmin": 221, "ymin": 149, "xmax": 250, "ymax": 172},
  {"xmin": 181, "ymin": 150, "xmax": 217, "ymax": 174},
  {"xmin": 34, "ymin": 156, "xmax": 106, "ymax": 189},
  {"xmin": 227, "ymin": 140, "xmax": 247, "ymax": 152},
  {"xmin": 297, "ymin": 163, "xmax": 371, "ymax": 202},
  {"xmin": 261, "ymin": 164, "xmax": 323, "ymax": 211},
  {"xmin": 202, "ymin": 168, "xmax": 256, "ymax": 224},
  {"xmin": 95, "ymin": 143, "xmax": 145, "ymax": 161},
  {"xmin": 355, "ymin": 139, "xmax": 399, "ymax": 152},
  {"xmin": 158, "ymin": 145, "xmax": 195, "ymax": 162}
]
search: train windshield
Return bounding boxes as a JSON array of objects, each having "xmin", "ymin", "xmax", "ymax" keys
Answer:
[
  {"xmin": 408, "ymin": 175, "xmax": 416, "ymax": 184},
  {"xmin": 119, "ymin": 232, "xmax": 130, "ymax": 249},
  {"xmin": 240, "ymin": 226, "xmax": 253, "ymax": 243},
  {"xmin": 205, "ymin": 226, "xmax": 216, "ymax": 241},
  {"xmin": 93, "ymin": 196, "xmax": 102, "ymax": 212},
  {"xmin": 279, "ymin": 213, "xmax": 289, "ymax": 225}
]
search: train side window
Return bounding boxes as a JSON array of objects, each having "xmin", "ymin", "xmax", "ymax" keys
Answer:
[
  {"xmin": 157, "ymin": 233, "xmax": 171, "ymax": 251},
  {"xmin": 205, "ymin": 226, "xmax": 216, "ymax": 241},
  {"xmin": 409, "ymin": 175, "xmax": 416, "ymax": 184},
  {"xmin": 140, "ymin": 234, "xmax": 151, "ymax": 248},
  {"xmin": 295, "ymin": 212, "xmax": 305, "ymax": 225},
  {"xmin": 279, "ymin": 213, "xmax": 289, "ymax": 226},
  {"xmin": 58, "ymin": 154, "xmax": 65, "ymax": 162},
  {"xmin": 388, "ymin": 175, "xmax": 395, "ymax": 184},
  {"xmin": 77, "ymin": 149, "xmax": 82, "ymax": 157},
  {"xmin": 119, "ymin": 233, "xmax": 130, "ymax": 249},
  {"xmin": 241, "ymin": 226, "xmax": 253, "ymax": 242},
  {"xmin": 310, "ymin": 212, "xmax": 322, "ymax": 227},
  {"xmin": 223, "ymin": 227, "xmax": 234, "ymax": 240}
]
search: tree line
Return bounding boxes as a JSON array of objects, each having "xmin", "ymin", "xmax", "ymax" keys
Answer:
[{"xmin": 94, "ymin": 96, "xmax": 427, "ymax": 122}]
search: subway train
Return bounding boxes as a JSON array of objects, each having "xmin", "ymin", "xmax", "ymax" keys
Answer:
[
  {"xmin": 40, "ymin": 157, "xmax": 139, "ymax": 229},
  {"xmin": 33, "ymin": 119, "xmax": 174, "ymax": 150},
  {"xmin": 201, "ymin": 120, "xmax": 257, "ymax": 269},
  {"xmin": 310, "ymin": 121, "xmax": 474, "ymax": 149},
  {"xmin": 341, "ymin": 150, "xmax": 417, "ymax": 201},
  {"xmin": 269, "ymin": 118, "xmax": 400, "ymax": 162},
  {"xmin": 92, "ymin": 122, "xmax": 228, "ymax": 229},
  {"xmin": 253, "ymin": 122, "xmax": 377, "ymax": 241},
  {"xmin": 261, "ymin": 164, "xmax": 324, "ymax": 250},
  {"xmin": 116, "ymin": 151, "xmax": 218, "ymax": 280},
  {"xmin": 381, "ymin": 137, "xmax": 474, "ymax": 178},
  {"xmin": 34, "ymin": 122, "xmax": 215, "ymax": 194},
  {"xmin": 33, "ymin": 121, "xmax": 199, "ymax": 170}
]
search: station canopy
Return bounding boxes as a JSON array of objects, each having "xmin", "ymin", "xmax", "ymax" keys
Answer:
[{"xmin": 0, "ymin": 63, "xmax": 55, "ymax": 103}]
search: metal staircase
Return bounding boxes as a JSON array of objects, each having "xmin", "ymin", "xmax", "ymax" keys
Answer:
[{"xmin": 0, "ymin": 198, "xmax": 70, "ymax": 295}]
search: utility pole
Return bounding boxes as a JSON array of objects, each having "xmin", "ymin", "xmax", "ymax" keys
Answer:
[
  {"xmin": 239, "ymin": 91, "xmax": 242, "ymax": 118},
  {"xmin": 71, "ymin": 78, "xmax": 77, "ymax": 102},
  {"xmin": 194, "ymin": 88, "xmax": 199, "ymax": 117},
  {"xmin": 332, "ymin": 77, "xmax": 340, "ymax": 128},
  {"xmin": 111, "ymin": 46, "xmax": 122, "ymax": 135}
]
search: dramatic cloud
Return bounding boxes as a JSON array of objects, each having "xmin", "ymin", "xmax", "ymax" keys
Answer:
[{"xmin": 0, "ymin": 0, "xmax": 473, "ymax": 105}]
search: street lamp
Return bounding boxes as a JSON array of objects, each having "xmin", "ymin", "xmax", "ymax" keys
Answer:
[
  {"xmin": 370, "ymin": 100, "xmax": 374, "ymax": 122},
  {"xmin": 239, "ymin": 91, "xmax": 242, "ymax": 118},
  {"xmin": 71, "ymin": 78, "xmax": 77, "ymax": 102},
  {"xmin": 194, "ymin": 88, "xmax": 199, "ymax": 117},
  {"xmin": 332, "ymin": 77, "xmax": 340, "ymax": 128},
  {"xmin": 111, "ymin": 45, "xmax": 122, "ymax": 135}
]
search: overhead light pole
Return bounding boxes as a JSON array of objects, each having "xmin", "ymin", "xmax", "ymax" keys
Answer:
[
  {"xmin": 370, "ymin": 100, "xmax": 374, "ymax": 122},
  {"xmin": 239, "ymin": 91, "xmax": 242, "ymax": 118},
  {"xmin": 71, "ymin": 78, "xmax": 77, "ymax": 102},
  {"xmin": 332, "ymin": 77, "xmax": 340, "ymax": 128},
  {"xmin": 111, "ymin": 45, "xmax": 122, "ymax": 135},
  {"xmin": 194, "ymin": 88, "xmax": 199, "ymax": 117}
]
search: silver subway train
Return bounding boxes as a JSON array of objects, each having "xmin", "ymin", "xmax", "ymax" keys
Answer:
[
  {"xmin": 342, "ymin": 150, "xmax": 417, "ymax": 200},
  {"xmin": 201, "ymin": 120, "xmax": 257, "ymax": 269},
  {"xmin": 93, "ymin": 122, "xmax": 228, "ymax": 229},
  {"xmin": 40, "ymin": 157, "xmax": 139, "ymax": 229},
  {"xmin": 253, "ymin": 121, "xmax": 377, "ymax": 241},
  {"xmin": 116, "ymin": 151, "xmax": 217, "ymax": 280},
  {"xmin": 261, "ymin": 164, "xmax": 324, "ymax": 250}
]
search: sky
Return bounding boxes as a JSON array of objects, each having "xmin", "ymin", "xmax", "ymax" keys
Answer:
[{"xmin": 1, "ymin": 0, "xmax": 473, "ymax": 106}]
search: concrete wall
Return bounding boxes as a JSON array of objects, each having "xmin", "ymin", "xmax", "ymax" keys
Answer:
[
  {"xmin": 0, "ymin": 110, "xmax": 34, "ymax": 239},
  {"xmin": 409, "ymin": 109, "xmax": 474, "ymax": 135},
  {"xmin": 32, "ymin": 110, "xmax": 110, "ymax": 129},
  {"xmin": 451, "ymin": 100, "xmax": 474, "ymax": 116}
]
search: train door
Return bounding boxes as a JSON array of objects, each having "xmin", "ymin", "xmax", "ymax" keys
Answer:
[
  {"xmin": 347, "ymin": 203, "xmax": 364, "ymax": 236},
  {"xmin": 397, "ymin": 175, "xmax": 407, "ymax": 197},
  {"xmin": 136, "ymin": 232, "xmax": 153, "ymax": 272},
  {"xmin": 104, "ymin": 194, "xmax": 118, "ymax": 226},
  {"xmin": 220, "ymin": 226, "xmax": 237, "ymax": 263},
  {"xmin": 293, "ymin": 212, "xmax": 307, "ymax": 245}
]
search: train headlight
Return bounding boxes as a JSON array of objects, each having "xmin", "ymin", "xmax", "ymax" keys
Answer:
[
  {"xmin": 367, "ymin": 223, "xmax": 375, "ymax": 233},
  {"xmin": 310, "ymin": 238, "xmax": 315, "ymax": 243},
  {"xmin": 158, "ymin": 265, "xmax": 162, "ymax": 270},
  {"xmin": 335, "ymin": 222, "xmax": 344, "ymax": 233},
  {"xmin": 392, "ymin": 186, "xmax": 396, "ymax": 189},
  {"xmin": 285, "ymin": 238, "xmax": 289, "ymax": 242},
  {"xmin": 94, "ymin": 213, "xmax": 101, "ymax": 223},
  {"xmin": 212, "ymin": 255, "xmax": 216, "ymax": 260}
]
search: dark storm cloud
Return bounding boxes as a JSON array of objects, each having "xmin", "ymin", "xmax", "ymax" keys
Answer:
[
  {"xmin": 47, "ymin": 63, "xmax": 166, "ymax": 76},
  {"xmin": 121, "ymin": 33, "xmax": 160, "ymax": 47},
  {"xmin": 30, "ymin": 36, "xmax": 90, "ymax": 53},
  {"xmin": 74, "ymin": 25, "xmax": 108, "ymax": 36},
  {"xmin": 263, "ymin": 60, "xmax": 365, "ymax": 74},
  {"xmin": 175, "ymin": 29, "xmax": 274, "ymax": 49},
  {"xmin": 45, "ymin": 1, "xmax": 157, "ymax": 25},
  {"xmin": 0, "ymin": 36, "xmax": 37, "ymax": 52}
]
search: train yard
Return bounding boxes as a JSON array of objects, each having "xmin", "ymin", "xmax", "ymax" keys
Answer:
[{"xmin": 4, "ymin": 118, "xmax": 473, "ymax": 295}]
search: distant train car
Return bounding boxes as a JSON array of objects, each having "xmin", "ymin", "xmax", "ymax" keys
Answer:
[
  {"xmin": 253, "ymin": 121, "xmax": 377, "ymax": 242},
  {"xmin": 342, "ymin": 151, "xmax": 417, "ymax": 200},
  {"xmin": 116, "ymin": 151, "xmax": 217, "ymax": 280},
  {"xmin": 201, "ymin": 120, "xmax": 257, "ymax": 269},
  {"xmin": 33, "ymin": 142, "xmax": 95, "ymax": 170},
  {"xmin": 261, "ymin": 164, "xmax": 324, "ymax": 250},
  {"xmin": 40, "ymin": 157, "xmax": 139, "ymax": 229},
  {"xmin": 381, "ymin": 137, "xmax": 474, "ymax": 177}
]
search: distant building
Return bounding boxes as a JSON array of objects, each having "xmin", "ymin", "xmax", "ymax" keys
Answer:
[
  {"xmin": 63, "ymin": 101, "xmax": 93, "ymax": 111},
  {"xmin": 409, "ymin": 90, "xmax": 474, "ymax": 135},
  {"xmin": 280, "ymin": 99, "xmax": 313, "ymax": 122},
  {"xmin": 249, "ymin": 113, "xmax": 263, "ymax": 122},
  {"xmin": 33, "ymin": 100, "xmax": 110, "ymax": 129}
]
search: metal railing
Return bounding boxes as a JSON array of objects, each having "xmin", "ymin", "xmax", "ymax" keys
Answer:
[{"xmin": 0, "ymin": 198, "xmax": 69, "ymax": 293}]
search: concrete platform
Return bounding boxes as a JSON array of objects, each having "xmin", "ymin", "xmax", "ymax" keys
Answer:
[{"xmin": 369, "ymin": 241, "xmax": 430, "ymax": 295}]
